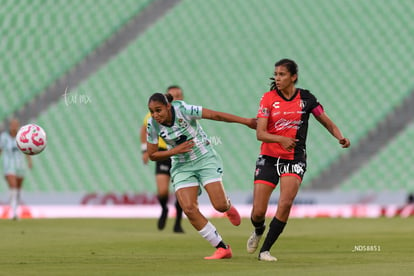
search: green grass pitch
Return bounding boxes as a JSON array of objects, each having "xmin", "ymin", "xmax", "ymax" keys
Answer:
[{"xmin": 1, "ymin": 217, "xmax": 413, "ymax": 275}]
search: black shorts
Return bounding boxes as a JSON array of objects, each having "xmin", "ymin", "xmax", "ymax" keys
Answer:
[
  {"xmin": 254, "ymin": 155, "xmax": 306, "ymax": 188},
  {"xmin": 155, "ymin": 157, "xmax": 172, "ymax": 175}
]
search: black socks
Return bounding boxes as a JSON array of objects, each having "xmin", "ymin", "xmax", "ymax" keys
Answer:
[
  {"xmin": 251, "ymin": 218, "xmax": 266, "ymax": 235},
  {"xmin": 216, "ymin": 241, "xmax": 227, "ymax": 249},
  {"xmin": 158, "ymin": 195, "xmax": 168, "ymax": 210},
  {"xmin": 260, "ymin": 217, "xmax": 286, "ymax": 252},
  {"xmin": 158, "ymin": 196, "xmax": 184, "ymax": 233},
  {"xmin": 157, "ymin": 196, "xmax": 169, "ymax": 230},
  {"xmin": 173, "ymin": 200, "xmax": 184, "ymax": 233}
]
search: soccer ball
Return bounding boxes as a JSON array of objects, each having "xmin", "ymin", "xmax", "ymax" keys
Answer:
[{"xmin": 16, "ymin": 124, "xmax": 47, "ymax": 155}]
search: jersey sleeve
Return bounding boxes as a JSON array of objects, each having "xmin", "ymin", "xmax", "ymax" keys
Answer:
[
  {"xmin": 305, "ymin": 90, "xmax": 324, "ymax": 117},
  {"xmin": 311, "ymin": 104, "xmax": 324, "ymax": 117},
  {"xmin": 142, "ymin": 112, "xmax": 151, "ymax": 126},
  {"xmin": 177, "ymin": 101, "xmax": 203, "ymax": 120},
  {"xmin": 257, "ymin": 93, "xmax": 271, "ymax": 118},
  {"xmin": 146, "ymin": 118, "xmax": 159, "ymax": 145}
]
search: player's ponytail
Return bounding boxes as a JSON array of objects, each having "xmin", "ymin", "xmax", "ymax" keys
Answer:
[
  {"xmin": 270, "ymin": 76, "xmax": 277, "ymax": 91},
  {"xmin": 164, "ymin": 93, "xmax": 174, "ymax": 103}
]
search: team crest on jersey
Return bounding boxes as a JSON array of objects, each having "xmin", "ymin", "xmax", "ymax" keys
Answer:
[
  {"xmin": 178, "ymin": 118, "xmax": 188, "ymax": 128},
  {"xmin": 299, "ymin": 100, "xmax": 306, "ymax": 109}
]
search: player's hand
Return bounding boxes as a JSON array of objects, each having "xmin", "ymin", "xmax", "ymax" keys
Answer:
[
  {"xmin": 246, "ymin": 118, "xmax": 257, "ymax": 130},
  {"xmin": 339, "ymin": 138, "xmax": 350, "ymax": 148},
  {"xmin": 174, "ymin": 139, "xmax": 195, "ymax": 154},
  {"xmin": 142, "ymin": 151, "xmax": 149, "ymax": 164},
  {"xmin": 280, "ymin": 137, "xmax": 299, "ymax": 152}
]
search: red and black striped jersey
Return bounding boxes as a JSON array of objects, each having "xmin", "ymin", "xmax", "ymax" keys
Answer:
[{"xmin": 256, "ymin": 89, "xmax": 324, "ymax": 161}]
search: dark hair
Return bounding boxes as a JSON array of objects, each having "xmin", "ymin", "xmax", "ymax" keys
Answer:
[
  {"xmin": 148, "ymin": 92, "xmax": 173, "ymax": 106},
  {"xmin": 164, "ymin": 93, "xmax": 174, "ymax": 102},
  {"xmin": 270, "ymin": 58, "xmax": 299, "ymax": 90}
]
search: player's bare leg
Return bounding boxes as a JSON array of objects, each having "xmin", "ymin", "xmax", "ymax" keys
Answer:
[
  {"xmin": 204, "ymin": 181, "xmax": 241, "ymax": 226},
  {"xmin": 176, "ymin": 186, "xmax": 232, "ymax": 259}
]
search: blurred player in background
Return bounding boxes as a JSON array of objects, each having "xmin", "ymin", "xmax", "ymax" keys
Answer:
[
  {"xmin": 247, "ymin": 58, "xmax": 351, "ymax": 261},
  {"xmin": 0, "ymin": 118, "xmax": 32, "ymax": 220},
  {"xmin": 140, "ymin": 85, "xmax": 185, "ymax": 233},
  {"xmin": 146, "ymin": 92, "xmax": 256, "ymax": 259}
]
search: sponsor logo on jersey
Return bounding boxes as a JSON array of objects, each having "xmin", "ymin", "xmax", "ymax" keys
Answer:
[
  {"xmin": 274, "ymin": 118, "xmax": 303, "ymax": 131},
  {"xmin": 190, "ymin": 106, "xmax": 200, "ymax": 116}
]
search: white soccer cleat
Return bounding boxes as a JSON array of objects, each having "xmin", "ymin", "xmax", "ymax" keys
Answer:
[
  {"xmin": 258, "ymin": 251, "xmax": 277, "ymax": 262},
  {"xmin": 247, "ymin": 232, "xmax": 262, "ymax": 254}
]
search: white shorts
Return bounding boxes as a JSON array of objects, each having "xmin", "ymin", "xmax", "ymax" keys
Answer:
[{"xmin": 3, "ymin": 159, "xmax": 26, "ymax": 178}]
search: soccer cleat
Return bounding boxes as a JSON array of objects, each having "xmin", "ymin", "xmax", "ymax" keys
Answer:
[
  {"xmin": 157, "ymin": 207, "xmax": 168, "ymax": 230},
  {"xmin": 225, "ymin": 205, "xmax": 241, "ymax": 226},
  {"xmin": 247, "ymin": 232, "xmax": 263, "ymax": 254},
  {"xmin": 204, "ymin": 245, "xmax": 233, "ymax": 260},
  {"xmin": 258, "ymin": 251, "xmax": 277, "ymax": 262}
]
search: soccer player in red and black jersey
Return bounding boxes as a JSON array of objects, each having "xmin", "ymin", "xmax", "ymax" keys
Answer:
[{"xmin": 247, "ymin": 59, "xmax": 351, "ymax": 261}]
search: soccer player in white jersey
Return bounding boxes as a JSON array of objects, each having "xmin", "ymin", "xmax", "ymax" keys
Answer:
[
  {"xmin": 140, "ymin": 85, "xmax": 185, "ymax": 233},
  {"xmin": 146, "ymin": 93, "xmax": 256, "ymax": 259},
  {"xmin": 0, "ymin": 118, "xmax": 32, "ymax": 220}
]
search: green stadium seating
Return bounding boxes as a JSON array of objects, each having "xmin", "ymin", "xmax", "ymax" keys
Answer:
[
  {"xmin": 1, "ymin": 0, "xmax": 413, "ymax": 194},
  {"xmin": 0, "ymin": 0, "xmax": 154, "ymax": 120},
  {"xmin": 340, "ymin": 122, "xmax": 414, "ymax": 193}
]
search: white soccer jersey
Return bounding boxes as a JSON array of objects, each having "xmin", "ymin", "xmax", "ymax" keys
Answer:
[
  {"xmin": 147, "ymin": 101, "xmax": 213, "ymax": 163},
  {"xmin": 0, "ymin": 131, "xmax": 26, "ymax": 175}
]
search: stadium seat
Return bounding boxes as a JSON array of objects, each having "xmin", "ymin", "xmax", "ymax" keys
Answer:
[
  {"xmin": 340, "ymin": 122, "xmax": 414, "ymax": 192},
  {"xmin": 0, "ymin": 0, "xmax": 154, "ymax": 122}
]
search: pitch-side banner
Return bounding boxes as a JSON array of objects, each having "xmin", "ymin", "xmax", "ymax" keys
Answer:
[{"xmin": 1, "ymin": 204, "xmax": 413, "ymax": 219}]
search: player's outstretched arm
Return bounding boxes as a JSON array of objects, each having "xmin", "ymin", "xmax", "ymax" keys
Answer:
[
  {"xmin": 315, "ymin": 112, "xmax": 350, "ymax": 148},
  {"xmin": 201, "ymin": 108, "xmax": 256, "ymax": 129}
]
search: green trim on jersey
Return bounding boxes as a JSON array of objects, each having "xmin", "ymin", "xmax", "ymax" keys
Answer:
[{"xmin": 147, "ymin": 101, "xmax": 213, "ymax": 163}]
